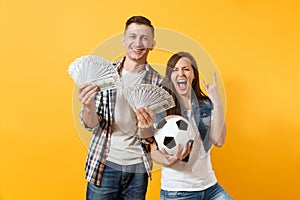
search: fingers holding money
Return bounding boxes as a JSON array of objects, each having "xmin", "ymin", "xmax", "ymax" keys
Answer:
[
  {"xmin": 78, "ymin": 83, "xmax": 99, "ymax": 108},
  {"xmin": 136, "ymin": 107, "xmax": 156, "ymax": 128}
]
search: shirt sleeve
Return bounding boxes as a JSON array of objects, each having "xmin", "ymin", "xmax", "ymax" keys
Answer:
[{"xmin": 79, "ymin": 106, "xmax": 100, "ymax": 132}]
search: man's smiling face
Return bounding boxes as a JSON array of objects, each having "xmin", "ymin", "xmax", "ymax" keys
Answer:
[{"xmin": 122, "ymin": 23, "xmax": 155, "ymax": 63}]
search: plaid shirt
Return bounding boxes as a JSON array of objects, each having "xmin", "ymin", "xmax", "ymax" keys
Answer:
[{"xmin": 80, "ymin": 57, "xmax": 164, "ymax": 186}]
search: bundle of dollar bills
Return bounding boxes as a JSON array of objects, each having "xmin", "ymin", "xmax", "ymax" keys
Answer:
[
  {"xmin": 123, "ymin": 84, "xmax": 175, "ymax": 114},
  {"xmin": 68, "ymin": 55, "xmax": 121, "ymax": 91}
]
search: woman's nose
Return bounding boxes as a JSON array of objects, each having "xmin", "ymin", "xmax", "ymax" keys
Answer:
[{"xmin": 177, "ymin": 69, "xmax": 184, "ymax": 76}]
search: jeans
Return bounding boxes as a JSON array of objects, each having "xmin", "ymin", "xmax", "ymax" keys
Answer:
[
  {"xmin": 86, "ymin": 161, "xmax": 148, "ymax": 200},
  {"xmin": 160, "ymin": 183, "xmax": 232, "ymax": 200}
]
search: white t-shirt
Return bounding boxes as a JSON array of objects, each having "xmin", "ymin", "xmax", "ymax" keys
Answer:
[
  {"xmin": 107, "ymin": 68, "xmax": 146, "ymax": 165},
  {"xmin": 161, "ymin": 110, "xmax": 217, "ymax": 191}
]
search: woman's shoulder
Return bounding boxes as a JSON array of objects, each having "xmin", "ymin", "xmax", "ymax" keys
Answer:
[{"xmin": 197, "ymin": 97, "xmax": 213, "ymax": 109}]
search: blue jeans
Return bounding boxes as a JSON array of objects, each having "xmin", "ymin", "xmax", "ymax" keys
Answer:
[
  {"xmin": 86, "ymin": 161, "xmax": 148, "ymax": 200},
  {"xmin": 160, "ymin": 183, "xmax": 232, "ymax": 200}
]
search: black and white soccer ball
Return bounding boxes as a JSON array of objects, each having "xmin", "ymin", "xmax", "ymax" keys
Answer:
[{"xmin": 154, "ymin": 115, "xmax": 195, "ymax": 155}]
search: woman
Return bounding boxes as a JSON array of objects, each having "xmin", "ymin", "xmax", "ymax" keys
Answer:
[{"xmin": 151, "ymin": 52, "xmax": 232, "ymax": 200}]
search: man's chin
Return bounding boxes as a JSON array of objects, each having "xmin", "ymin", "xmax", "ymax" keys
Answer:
[{"xmin": 128, "ymin": 53, "xmax": 147, "ymax": 61}]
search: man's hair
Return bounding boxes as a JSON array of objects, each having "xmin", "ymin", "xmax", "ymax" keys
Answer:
[{"xmin": 125, "ymin": 16, "xmax": 154, "ymax": 36}]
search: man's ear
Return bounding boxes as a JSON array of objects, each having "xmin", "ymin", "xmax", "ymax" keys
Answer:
[
  {"xmin": 149, "ymin": 40, "xmax": 156, "ymax": 51},
  {"xmin": 121, "ymin": 36, "xmax": 125, "ymax": 46}
]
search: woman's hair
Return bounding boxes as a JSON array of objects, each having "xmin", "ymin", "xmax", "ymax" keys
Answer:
[{"xmin": 164, "ymin": 52, "xmax": 210, "ymax": 115}]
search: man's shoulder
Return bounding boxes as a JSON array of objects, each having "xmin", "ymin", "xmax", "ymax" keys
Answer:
[
  {"xmin": 111, "ymin": 57, "xmax": 126, "ymax": 69},
  {"xmin": 111, "ymin": 60, "xmax": 121, "ymax": 68},
  {"xmin": 146, "ymin": 64, "xmax": 164, "ymax": 80},
  {"xmin": 148, "ymin": 66, "xmax": 163, "ymax": 77},
  {"xmin": 146, "ymin": 70, "xmax": 164, "ymax": 86}
]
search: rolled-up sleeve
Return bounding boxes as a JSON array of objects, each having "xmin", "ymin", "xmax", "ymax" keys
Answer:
[{"xmin": 79, "ymin": 107, "xmax": 100, "ymax": 132}]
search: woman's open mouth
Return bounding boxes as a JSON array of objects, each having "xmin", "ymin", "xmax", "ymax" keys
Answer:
[{"xmin": 177, "ymin": 79, "xmax": 187, "ymax": 90}]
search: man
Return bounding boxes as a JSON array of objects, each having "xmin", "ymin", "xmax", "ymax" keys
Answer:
[{"xmin": 78, "ymin": 16, "xmax": 164, "ymax": 200}]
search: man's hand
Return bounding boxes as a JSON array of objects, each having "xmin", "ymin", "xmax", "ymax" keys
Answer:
[
  {"xmin": 136, "ymin": 107, "xmax": 156, "ymax": 128},
  {"xmin": 78, "ymin": 83, "xmax": 99, "ymax": 110},
  {"xmin": 78, "ymin": 83, "xmax": 100, "ymax": 129}
]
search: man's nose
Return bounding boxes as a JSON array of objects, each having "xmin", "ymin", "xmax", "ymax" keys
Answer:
[{"xmin": 133, "ymin": 38, "xmax": 143, "ymax": 47}]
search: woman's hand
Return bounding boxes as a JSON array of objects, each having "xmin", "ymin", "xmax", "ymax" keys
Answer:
[
  {"xmin": 202, "ymin": 72, "xmax": 222, "ymax": 105},
  {"xmin": 151, "ymin": 141, "xmax": 193, "ymax": 166}
]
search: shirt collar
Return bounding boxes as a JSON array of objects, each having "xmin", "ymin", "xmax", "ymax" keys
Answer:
[
  {"xmin": 116, "ymin": 56, "xmax": 150, "ymax": 72},
  {"xmin": 182, "ymin": 97, "xmax": 200, "ymax": 116}
]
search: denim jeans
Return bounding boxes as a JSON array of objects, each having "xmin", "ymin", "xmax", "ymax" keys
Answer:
[
  {"xmin": 160, "ymin": 183, "xmax": 232, "ymax": 200},
  {"xmin": 86, "ymin": 161, "xmax": 148, "ymax": 200}
]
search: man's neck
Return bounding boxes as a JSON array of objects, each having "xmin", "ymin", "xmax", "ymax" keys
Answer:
[{"xmin": 123, "ymin": 57, "xmax": 147, "ymax": 73}]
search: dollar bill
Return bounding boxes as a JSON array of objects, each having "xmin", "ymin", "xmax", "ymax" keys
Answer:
[
  {"xmin": 93, "ymin": 77, "xmax": 118, "ymax": 91},
  {"xmin": 149, "ymin": 97, "xmax": 175, "ymax": 114}
]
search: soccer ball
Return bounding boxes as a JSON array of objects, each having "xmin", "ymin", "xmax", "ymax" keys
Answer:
[{"xmin": 154, "ymin": 115, "xmax": 195, "ymax": 155}]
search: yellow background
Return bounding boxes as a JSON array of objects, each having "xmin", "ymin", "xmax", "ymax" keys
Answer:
[{"xmin": 1, "ymin": 0, "xmax": 299, "ymax": 199}]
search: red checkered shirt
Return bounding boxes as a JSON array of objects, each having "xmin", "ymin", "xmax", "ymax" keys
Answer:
[{"xmin": 80, "ymin": 57, "xmax": 164, "ymax": 186}]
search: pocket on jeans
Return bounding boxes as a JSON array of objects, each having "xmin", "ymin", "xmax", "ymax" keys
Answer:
[{"xmin": 100, "ymin": 165, "xmax": 121, "ymax": 188}]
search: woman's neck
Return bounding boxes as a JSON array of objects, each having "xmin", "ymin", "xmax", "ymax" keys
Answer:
[{"xmin": 178, "ymin": 93, "xmax": 192, "ymax": 110}]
